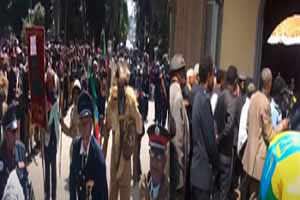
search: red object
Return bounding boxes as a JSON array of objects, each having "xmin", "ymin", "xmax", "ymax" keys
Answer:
[
  {"xmin": 149, "ymin": 134, "xmax": 169, "ymax": 147},
  {"xmin": 26, "ymin": 26, "xmax": 47, "ymax": 129}
]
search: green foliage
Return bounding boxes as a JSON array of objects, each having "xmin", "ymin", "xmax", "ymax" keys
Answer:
[
  {"xmin": 32, "ymin": 2, "xmax": 45, "ymax": 26},
  {"xmin": 135, "ymin": 0, "xmax": 169, "ymax": 53},
  {"xmin": 119, "ymin": 0, "xmax": 129, "ymax": 42},
  {"xmin": 21, "ymin": 2, "xmax": 45, "ymax": 45}
]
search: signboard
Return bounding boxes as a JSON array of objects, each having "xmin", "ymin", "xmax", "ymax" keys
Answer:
[{"xmin": 26, "ymin": 26, "xmax": 47, "ymax": 129}]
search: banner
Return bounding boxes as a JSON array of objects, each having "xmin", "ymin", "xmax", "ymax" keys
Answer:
[{"xmin": 26, "ymin": 26, "xmax": 47, "ymax": 129}]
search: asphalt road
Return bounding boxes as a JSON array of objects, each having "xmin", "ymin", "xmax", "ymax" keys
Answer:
[{"xmin": 28, "ymin": 101, "xmax": 155, "ymax": 200}]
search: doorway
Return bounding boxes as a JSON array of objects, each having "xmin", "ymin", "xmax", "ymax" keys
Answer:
[{"xmin": 256, "ymin": 0, "xmax": 300, "ymax": 89}]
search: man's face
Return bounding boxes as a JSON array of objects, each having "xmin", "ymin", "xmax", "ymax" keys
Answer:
[
  {"xmin": 149, "ymin": 149, "xmax": 166, "ymax": 186},
  {"xmin": 79, "ymin": 116, "xmax": 93, "ymax": 140},
  {"xmin": 208, "ymin": 72, "xmax": 215, "ymax": 91},
  {"xmin": 178, "ymin": 69, "xmax": 186, "ymax": 88},
  {"xmin": 73, "ymin": 88, "xmax": 80, "ymax": 102},
  {"xmin": 5, "ymin": 127, "xmax": 17, "ymax": 153},
  {"xmin": 189, "ymin": 74, "xmax": 196, "ymax": 86}
]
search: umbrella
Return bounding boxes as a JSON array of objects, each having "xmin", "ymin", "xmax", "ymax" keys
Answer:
[{"xmin": 268, "ymin": 15, "xmax": 300, "ymax": 45}]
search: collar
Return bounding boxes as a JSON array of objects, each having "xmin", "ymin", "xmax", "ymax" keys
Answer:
[
  {"xmin": 80, "ymin": 136, "xmax": 92, "ymax": 156},
  {"xmin": 271, "ymin": 98, "xmax": 280, "ymax": 109},
  {"xmin": 171, "ymin": 76, "xmax": 178, "ymax": 83},
  {"xmin": 149, "ymin": 177, "xmax": 160, "ymax": 200}
]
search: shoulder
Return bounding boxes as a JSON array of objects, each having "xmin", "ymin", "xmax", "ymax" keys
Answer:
[
  {"xmin": 72, "ymin": 137, "xmax": 81, "ymax": 152},
  {"xmin": 0, "ymin": 157, "xmax": 4, "ymax": 174},
  {"xmin": 161, "ymin": 175, "xmax": 170, "ymax": 197},
  {"xmin": 170, "ymin": 82, "xmax": 180, "ymax": 95},
  {"xmin": 139, "ymin": 173, "xmax": 150, "ymax": 192},
  {"xmin": 125, "ymin": 86, "xmax": 138, "ymax": 105},
  {"xmin": 194, "ymin": 88, "xmax": 207, "ymax": 105},
  {"xmin": 91, "ymin": 137, "xmax": 105, "ymax": 166},
  {"xmin": 108, "ymin": 86, "xmax": 118, "ymax": 103}
]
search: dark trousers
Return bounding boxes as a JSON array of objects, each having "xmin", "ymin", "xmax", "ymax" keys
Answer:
[
  {"xmin": 191, "ymin": 186, "xmax": 211, "ymax": 200},
  {"xmin": 170, "ymin": 142, "xmax": 181, "ymax": 200},
  {"xmin": 240, "ymin": 175, "xmax": 259, "ymax": 200},
  {"xmin": 136, "ymin": 136, "xmax": 142, "ymax": 178},
  {"xmin": 20, "ymin": 108, "xmax": 29, "ymax": 153},
  {"xmin": 218, "ymin": 153, "xmax": 233, "ymax": 200},
  {"xmin": 44, "ymin": 144, "xmax": 57, "ymax": 200},
  {"xmin": 155, "ymin": 100, "xmax": 167, "ymax": 126}
]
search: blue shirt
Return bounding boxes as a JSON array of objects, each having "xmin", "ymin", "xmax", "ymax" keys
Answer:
[{"xmin": 270, "ymin": 98, "xmax": 282, "ymax": 128}]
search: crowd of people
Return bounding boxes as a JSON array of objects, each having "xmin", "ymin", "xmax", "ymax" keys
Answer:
[
  {"xmin": 0, "ymin": 36, "xmax": 173, "ymax": 200},
  {"xmin": 0, "ymin": 34, "xmax": 300, "ymax": 200},
  {"xmin": 169, "ymin": 54, "xmax": 300, "ymax": 200}
]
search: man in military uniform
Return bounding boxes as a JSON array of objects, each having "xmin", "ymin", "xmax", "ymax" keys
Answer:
[
  {"xmin": 0, "ymin": 104, "xmax": 30, "ymax": 199},
  {"xmin": 139, "ymin": 124, "xmax": 170, "ymax": 200},
  {"xmin": 69, "ymin": 91, "xmax": 108, "ymax": 200},
  {"xmin": 105, "ymin": 61, "xmax": 143, "ymax": 200}
]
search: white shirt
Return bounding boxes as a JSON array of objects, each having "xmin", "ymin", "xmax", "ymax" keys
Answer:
[
  {"xmin": 211, "ymin": 93, "xmax": 218, "ymax": 114},
  {"xmin": 149, "ymin": 178, "xmax": 160, "ymax": 200},
  {"xmin": 80, "ymin": 136, "xmax": 92, "ymax": 157},
  {"xmin": 237, "ymin": 97, "xmax": 250, "ymax": 156}
]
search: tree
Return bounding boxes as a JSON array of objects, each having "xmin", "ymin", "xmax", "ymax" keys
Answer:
[
  {"xmin": 106, "ymin": 0, "xmax": 129, "ymax": 48},
  {"xmin": 135, "ymin": 0, "xmax": 169, "ymax": 55},
  {"xmin": 0, "ymin": 0, "xmax": 30, "ymax": 38}
]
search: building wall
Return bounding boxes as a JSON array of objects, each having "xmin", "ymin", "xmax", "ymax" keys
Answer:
[
  {"xmin": 170, "ymin": 0, "xmax": 206, "ymax": 68},
  {"xmin": 220, "ymin": 0, "xmax": 260, "ymax": 77}
]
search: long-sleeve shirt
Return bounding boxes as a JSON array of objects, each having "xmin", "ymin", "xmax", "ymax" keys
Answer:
[{"xmin": 237, "ymin": 97, "xmax": 250, "ymax": 156}]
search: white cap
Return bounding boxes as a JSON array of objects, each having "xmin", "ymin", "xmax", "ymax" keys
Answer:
[
  {"xmin": 73, "ymin": 79, "xmax": 81, "ymax": 90},
  {"xmin": 194, "ymin": 63, "xmax": 200, "ymax": 76}
]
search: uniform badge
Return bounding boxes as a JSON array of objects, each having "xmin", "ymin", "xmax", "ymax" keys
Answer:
[
  {"xmin": 0, "ymin": 161, "xmax": 3, "ymax": 172},
  {"xmin": 155, "ymin": 126, "xmax": 160, "ymax": 135}
]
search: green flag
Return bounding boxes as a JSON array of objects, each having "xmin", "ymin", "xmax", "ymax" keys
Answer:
[{"xmin": 101, "ymin": 29, "xmax": 106, "ymax": 60}]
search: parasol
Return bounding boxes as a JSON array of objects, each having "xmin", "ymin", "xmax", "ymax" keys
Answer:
[{"xmin": 268, "ymin": 15, "xmax": 300, "ymax": 45}]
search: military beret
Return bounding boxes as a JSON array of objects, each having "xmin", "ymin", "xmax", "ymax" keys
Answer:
[
  {"xmin": 3, "ymin": 104, "xmax": 18, "ymax": 131},
  {"xmin": 147, "ymin": 124, "xmax": 170, "ymax": 151},
  {"xmin": 77, "ymin": 91, "xmax": 94, "ymax": 119}
]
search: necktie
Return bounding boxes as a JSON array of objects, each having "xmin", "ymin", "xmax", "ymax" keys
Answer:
[{"xmin": 82, "ymin": 154, "xmax": 87, "ymax": 168}]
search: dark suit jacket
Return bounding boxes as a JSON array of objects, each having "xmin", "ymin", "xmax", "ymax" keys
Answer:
[
  {"xmin": 189, "ymin": 83, "xmax": 201, "ymax": 108},
  {"xmin": 214, "ymin": 88, "xmax": 238, "ymax": 156},
  {"xmin": 190, "ymin": 85, "xmax": 219, "ymax": 191},
  {"xmin": 69, "ymin": 136, "xmax": 108, "ymax": 200}
]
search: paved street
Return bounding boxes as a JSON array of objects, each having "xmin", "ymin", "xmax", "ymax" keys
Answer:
[{"xmin": 27, "ymin": 101, "xmax": 155, "ymax": 200}]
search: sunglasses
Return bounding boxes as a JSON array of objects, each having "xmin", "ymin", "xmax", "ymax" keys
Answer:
[{"xmin": 149, "ymin": 149, "xmax": 165, "ymax": 161}]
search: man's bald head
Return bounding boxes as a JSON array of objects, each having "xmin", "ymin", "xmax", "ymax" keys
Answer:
[{"xmin": 261, "ymin": 68, "xmax": 272, "ymax": 95}]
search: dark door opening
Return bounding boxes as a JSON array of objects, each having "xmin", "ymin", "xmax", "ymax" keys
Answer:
[{"xmin": 261, "ymin": 0, "xmax": 300, "ymax": 90}]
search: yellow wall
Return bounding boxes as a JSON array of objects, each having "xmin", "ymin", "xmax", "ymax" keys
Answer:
[{"xmin": 220, "ymin": 0, "xmax": 260, "ymax": 77}]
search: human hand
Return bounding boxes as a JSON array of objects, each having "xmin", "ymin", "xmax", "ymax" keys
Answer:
[{"xmin": 280, "ymin": 119, "xmax": 289, "ymax": 130}]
